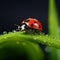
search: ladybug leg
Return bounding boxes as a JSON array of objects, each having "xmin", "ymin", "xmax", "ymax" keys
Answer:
[
  {"xmin": 33, "ymin": 29, "xmax": 41, "ymax": 34},
  {"xmin": 20, "ymin": 24, "xmax": 26, "ymax": 31},
  {"xmin": 20, "ymin": 23, "xmax": 29, "ymax": 31},
  {"xmin": 16, "ymin": 26, "xmax": 20, "ymax": 31},
  {"xmin": 14, "ymin": 24, "xmax": 20, "ymax": 31}
]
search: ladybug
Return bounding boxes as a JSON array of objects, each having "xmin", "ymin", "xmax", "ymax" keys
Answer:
[
  {"xmin": 21, "ymin": 18, "xmax": 42, "ymax": 31},
  {"xmin": 15, "ymin": 18, "xmax": 43, "ymax": 32}
]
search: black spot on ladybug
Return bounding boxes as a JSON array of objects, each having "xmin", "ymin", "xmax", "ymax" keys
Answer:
[
  {"xmin": 34, "ymin": 21, "xmax": 37, "ymax": 23},
  {"xmin": 31, "ymin": 24, "xmax": 33, "ymax": 27}
]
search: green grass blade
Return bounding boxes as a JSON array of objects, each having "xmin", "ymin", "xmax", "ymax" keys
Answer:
[
  {"xmin": 0, "ymin": 32, "xmax": 60, "ymax": 49},
  {"xmin": 48, "ymin": 0, "xmax": 59, "ymax": 36},
  {"xmin": 48, "ymin": 0, "xmax": 60, "ymax": 60},
  {"xmin": 0, "ymin": 32, "xmax": 60, "ymax": 60}
]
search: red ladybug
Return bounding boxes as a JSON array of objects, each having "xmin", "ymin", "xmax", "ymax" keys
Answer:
[{"xmin": 21, "ymin": 18, "xmax": 42, "ymax": 31}]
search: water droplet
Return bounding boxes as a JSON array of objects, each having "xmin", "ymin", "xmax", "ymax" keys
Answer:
[
  {"xmin": 8, "ymin": 32, "xmax": 12, "ymax": 34},
  {"xmin": 42, "ymin": 32, "xmax": 45, "ymax": 35},
  {"xmin": 3, "ymin": 37, "xmax": 7, "ymax": 39},
  {"xmin": 43, "ymin": 40, "xmax": 46, "ymax": 43},
  {"xmin": 3, "ymin": 31, "xmax": 7, "ymax": 34},
  {"xmin": 34, "ymin": 38, "xmax": 37, "ymax": 40},
  {"xmin": 12, "ymin": 30, "xmax": 17, "ymax": 33},
  {"xmin": 46, "ymin": 35, "xmax": 48, "ymax": 37}
]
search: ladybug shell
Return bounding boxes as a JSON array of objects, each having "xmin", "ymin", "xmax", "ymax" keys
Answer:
[{"xmin": 22, "ymin": 18, "xmax": 42, "ymax": 31}]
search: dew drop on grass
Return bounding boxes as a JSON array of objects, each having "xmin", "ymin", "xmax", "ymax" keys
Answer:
[
  {"xmin": 12, "ymin": 30, "xmax": 17, "ymax": 33},
  {"xmin": 34, "ymin": 38, "xmax": 37, "ymax": 40},
  {"xmin": 3, "ymin": 31, "xmax": 7, "ymax": 34},
  {"xmin": 46, "ymin": 35, "xmax": 48, "ymax": 37},
  {"xmin": 3, "ymin": 37, "xmax": 7, "ymax": 39},
  {"xmin": 43, "ymin": 40, "xmax": 47, "ymax": 43}
]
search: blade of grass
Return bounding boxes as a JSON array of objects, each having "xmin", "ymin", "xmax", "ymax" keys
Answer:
[
  {"xmin": 48, "ymin": 0, "xmax": 59, "ymax": 36},
  {"xmin": 48, "ymin": 0, "xmax": 59, "ymax": 60},
  {"xmin": 0, "ymin": 32, "xmax": 60, "ymax": 49}
]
